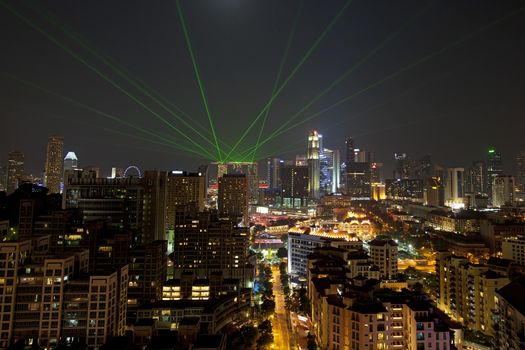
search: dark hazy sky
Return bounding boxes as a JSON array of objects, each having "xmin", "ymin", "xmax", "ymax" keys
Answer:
[{"xmin": 1, "ymin": 0, "xmax": 524, "ymax": 176}]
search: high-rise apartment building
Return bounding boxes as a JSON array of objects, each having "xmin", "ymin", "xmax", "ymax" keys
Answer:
[
  {"xmin": 307, "ymin": 130, "xmax": 321, "ymax": 200},
  {"xmin": 218, "ymin": 174, "xmax": 249, "ymax": 224},
  {"xmin": 44, "ymin": 136, "xmax": 64, "ymax": 194},
  {"xmin": 171, "ymin": 207, "xmax": 251, "ymax": 286},
  {"xmin": 0, "ymin": 239, "xmax": 128, "ymax": 349},
  {"xmin": 166, "ymin": 171, "xmax": 206, "ymax": 230},
  {"xmin": 492, "ymin": 175, "xmax": 515, "ymax": 207},
  {"xmin": 494, "ymin": 277, "xmax": 525, "ymax": 349},
  {"xmin": 436, "ymin": 252, "xmax": 509, "ymax": 336},
  {"xmin": 6, "ymin": 150, "xmax": 24, "ymax": 194}
]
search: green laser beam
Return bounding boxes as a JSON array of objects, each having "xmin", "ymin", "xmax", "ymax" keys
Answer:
[
  {"xmin": 249, "ymin": 0, "xmax": 303, "ymax": 163},
  {"xmin": 2, "ymin": 72, "xmax": 213, "ymax": 159},
  {"xmin": 176, "ymin": 0, "xmax": 222, "ymax": 162},
  {"xmin": 48, "ymin": 113, "xmax": 196, "ymax": 156},
  {"xmin": 24, "ymin": 2, "xmax": 223, "ymax": 153},
  {"xmin": 247, "ymin": 3, "xmax": 430, "ymax": 159},
  {"xmin": 246, "ymin": 3, "xmax": 525, "ymax": 159},
  {"xmin": 0, "ymin": 0, "xmax": 216, "ymax": 160},
  {"xmin": 225, "ymin": 0, "xmax": 353, "ymax": 161}
]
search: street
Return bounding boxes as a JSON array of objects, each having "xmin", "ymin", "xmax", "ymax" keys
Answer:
[{"xmin": 271, "ymin": 265, "xmax": 293, "ymax": 350}]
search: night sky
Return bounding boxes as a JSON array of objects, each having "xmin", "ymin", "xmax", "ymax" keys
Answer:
[{"xmin": 1, "ymin": 0, "xmax": 524, "ymax": 177}]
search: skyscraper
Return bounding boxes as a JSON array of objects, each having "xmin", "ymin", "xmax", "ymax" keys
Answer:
[
  {"xmin": 218, "ymin": 174, "xmax": 249, "ymax": 224},
  {"xmin": 516, "ymin": 151, "xmax": 525, "ymax": 192},
  {"xmin": 466, "ymin": 160, "xmax": 485, "ymax": 194},
  {"xmin": 487, "ymin": 147, "xmax": 502, "ymax": 202},
  {"xmin": 279, "ymin": 163, "xmax": 309, "ymax": 208},
  {"xmin": 445, "ymin": 168, "xmax": 465, "ymax": 206},
  {"xmin": 63, "ymin": 151, "xmax": 78, "ymax": 174},
  {"xmin": 492, "ymin": 175, "xmax": 514, "ymax": 207},
  {"xmin": 394, "ymin": 153, "xmax": 413, "ymax": 179},
  {"xmin": 307, "ymin": 130, "xmax": 321, "ymax": 200},
  {"xmin": 345, "ymin": 137, "xmax": 355, "ymax": 165},
  {"xmin": 44, "ymin": 135, "xmax": 64, "ymax": 193},
  {"xmin": 6, "ymin": 151, "xmax": 24, "ymax": 194},
  {"xmin": 166, "ymin": 171, "xmax": 206, "ymax": 230},
  {"xmin": 267, "ymin": 157, "xmax": 281, "ymax": 189}
]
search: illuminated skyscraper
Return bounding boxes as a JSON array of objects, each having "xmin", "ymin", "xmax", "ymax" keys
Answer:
[
  {"xmin": 307, "ymin": 130, "xmax": 321, "ymax": 200},
  {"xmin": 6, "ymin": 151, "xmax": 24, "ymax": 194},
  {"xmin": 44, "ymin": 135, "xmax": 64, "ymax": 193},
  {"xmin": 267, "ymin": 157, "xmax": 281, "ymax": 189},
  {"xmin": 487, "ymin": 147, "xmax": 502, "ymax": 202},
  {"xmin": 320, "ymin": 148, "xmax": 341, "ymax": 194},
  {"xmin": 492, "ymin": 175, "xmax": 514, "ymax": 207},
  {"xmin": 445, "ymin": 168, "xmax": 465, "ymax": 206},
  {"xmin": 63, "ymin": 151, "xmax": 78, "ymax": 173}
]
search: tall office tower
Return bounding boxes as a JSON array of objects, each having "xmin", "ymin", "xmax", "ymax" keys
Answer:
[
  {"xmin": 487, "ymin": 147, "xmax": 503, "ymax": 201},
  {"xmin": 320, "ymin": 148, "xmax": 333, "ymax": 194},
  {"xmin": 63, "ymin": 151, "xmax": 78, "ymax": 176},
  {"xmin": 346, "ymin": 155, "xmax": 371, "ymax": 198},
  {"xmin": 279, "ymin": 164, "xmax": 309, "ymax": 208},
  {"xmin": 465, "ymin": 160, "xmax": 485, "ymax": 194},
  {"xmin": 218, "ymin": 174, "xmax": 249, "ymax": 224},
  {"xmin": 307, "ymin": 130, "xmax": 321, "ymax": 200},
  {"xmin": 516, "ymin": 151, "xmax": 525, "ymax": 192},
  {"xmin": 492, "ymin": 175, "xmax": 515, "ymax": 207},
  {"xmin": 217, "ymin": 163, "xmax": 228, "ymax": 179},
  {"xmin": 166, "ymin": 171, "xmax": 206, "ymax": 230},
  {"xmin": 44, "ymin": 135, "xmax": 64, "ymax": 193},
  {"xmin": 63, "ymin": 169, "xmax": 167, "ymax": 244},
  {"xmin": 345, "ymin": 137, "xmax": 355, "ymax": 165},
  {"xmin": 368, "ymin": 238, "xmax": 398, "ymax": 279},
  {"xmin": 172, "ymin": 207, "xmax": 251, "ymax": 286},
  {"xmin": 394, "ymin": 153, "xmax": 413, "ymax": 179},
  {"xmin": 445, "ymin": 168, "xmax": 465, "ymax": 205},
  {"xmin": 425, "ymin": 176, "xmax": 444, "ymax": 206},
  {"xmin": 332, "ymin": 149, "xmax": 340, "ymax": 193},
  {"xmin": 370, "ymin": 162, "xmax": 384, "ymax": 183},
  {"xmin": 6, "ymin": 150, "xmax": 24, "ymax": 194},
  {"xmin": 267, "ymin": 157, "xmax": 281, "ymax": 189},
  {"xmin": 415, "ymin": 154, "xmax": 433, "ymax": 180}
]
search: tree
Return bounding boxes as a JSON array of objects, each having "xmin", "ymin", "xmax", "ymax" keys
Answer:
[
  {"xmin": 307, "ymin": 332, "xmax": 317, "ymax": 350},
  {"xmin": 277, "ymin": 247, "xmax": 288, "ymax": 258}
]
